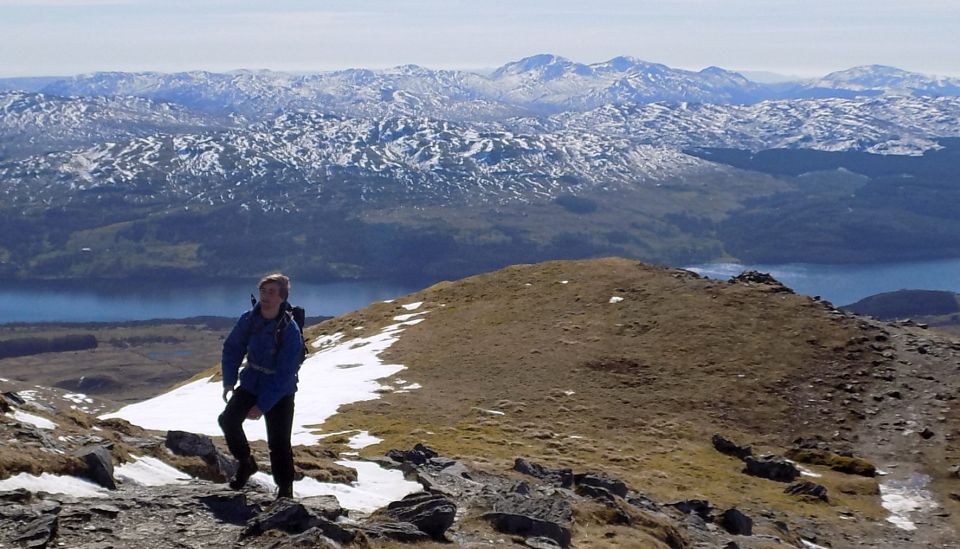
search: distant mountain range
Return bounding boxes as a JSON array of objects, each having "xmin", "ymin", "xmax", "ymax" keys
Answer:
[
  {"xmin": 3, "ymin": 55, "xmax": 959, "ymax": 121},
  {"xmin": 1, "ymin": 55, "xmax": 959, "ymax": 283}
]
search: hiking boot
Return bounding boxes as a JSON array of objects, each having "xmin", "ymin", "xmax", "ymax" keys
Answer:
[
  {"xmin": 229, "ymin": 456, "xmax": 258, "ymax": 490},
  {"xmin": 276, "ymin": 483, "xmax": 293, "ymax": 500}
]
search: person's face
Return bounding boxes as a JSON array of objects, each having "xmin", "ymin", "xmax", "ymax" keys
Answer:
[{"xmin": 259, "ymin": 282, "xmax": 284, "ymax": 309}]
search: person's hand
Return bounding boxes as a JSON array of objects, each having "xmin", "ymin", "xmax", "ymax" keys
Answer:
[
  {"xmin": 246, "ymin": 405, "xmax": 262, "ymax": 420},
  {"xmin": 222, "ymin": 386, "xmax": 233, "ymax": 403}
]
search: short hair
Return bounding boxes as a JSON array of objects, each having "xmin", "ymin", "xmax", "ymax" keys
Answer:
[{"xmin": 258, "ymin": 273, "xmax": 290, "ymax": 300}]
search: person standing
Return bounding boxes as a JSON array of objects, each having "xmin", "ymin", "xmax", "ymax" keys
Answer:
[{"xmin": 218, "ymin": 273, "xmax": 301, "ymax": 499}]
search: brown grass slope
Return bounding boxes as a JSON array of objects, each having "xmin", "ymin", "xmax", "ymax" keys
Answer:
[{"xmin": 310, "ymin": 257, "xmax": 960, "ymax": 547}]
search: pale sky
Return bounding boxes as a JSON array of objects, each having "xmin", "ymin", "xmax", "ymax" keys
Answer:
[{"xmin": 1, "ymin": 0, "xmax": 957, "ymax": 78}]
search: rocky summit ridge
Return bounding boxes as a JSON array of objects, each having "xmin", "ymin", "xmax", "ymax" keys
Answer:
[{"xmin": 2, "ymin": 258, "xmax": 960, "ymax": 547}]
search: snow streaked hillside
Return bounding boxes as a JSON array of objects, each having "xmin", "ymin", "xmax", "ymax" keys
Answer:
[
  {"xmin": 539, "ymin": 95, "xmax": 960, "ymax": 155},
  {"xmin": 0, "ymin": 92, "xmax": 231, "ymax": 159},
  {"xmin": 0, "ymin": 112, "xmax": 710, "ymax": 209},
  {"xmin": 2, "ymin": 94, "xmax": 958, "ymax": 210}
]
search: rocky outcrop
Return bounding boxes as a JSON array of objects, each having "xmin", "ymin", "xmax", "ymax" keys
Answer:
[
  {"xmin": 242, "ymin": 498, "xmax": 356, "ymax": 544},
  {"xmin": 513, "ymin": 457, "xmax": 574, "ymax": 488},
  {"xmin": 385, "ymin": 443, "xmax": 438, "ymax": 466},
  {"xmin": 381, "ymin": 492, "xmax": 457, "ymax": 540},
  {"xmin": 729, "ymin": 271, "xmax": 793, "ymax": 293},
  {"xmin": 483, "ymin": 512, "xmax": 572, "ymax": 548},
  {"xmin": 574, "ymin": 472, "xmax": 628, "ymax": 499},
  {"xmin": 719, "ymin": 508, "xmax": 753, "ymax": 536},
  {"xmin": 742, "ymin": 456, "xmax": 800, "ymax": 482},
  {"xmin": 711, "ymin": 434, "xmax": 753, "ymax": 460},
  {"xmin": 785, "ymin": 481, "xmax": 828, "ymax": 502}
]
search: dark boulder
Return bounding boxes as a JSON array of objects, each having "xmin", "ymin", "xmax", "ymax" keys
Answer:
[
  {"xmin": 712, "ymin": 434, "xmax": 753, "ymax": 460},
  {"xmin": 384, "ymin": 492, "xmax": 456, "ymax": 540},
  {"xmin": 386, "ymin": 443, "xmax": 438, "ymax": 465},
  {"xmin": 574, "ymin": 472, "xmax": 628, "ymax": 498},
  {"xmin": 165, "ymin": 430, "xmax": 236, "ymax": 481},
  {"xmin": 73, "ymin": 445, "xmax": 116, "ymax": 490},
  {"xmin": 483, "ymin": 512, "xmax": 572, "ymax": 548},
  {"xmin": 166, "ymin": 430, "xmax": 216, "ymax": 457},
  {"xmin": 513, "ymin": 458, "xmax": 573, "ymax": 488},
  {"xmin": 719, "ymin": 508, "xmax": 753, "ymax": 536},
  {"xmin": 743, "ymin": 456, "xmax": 800, "ymax": 482},
  {"xmin": 576, "ymin": 484, "xmax": 616, "ymax": 501},
  {"xmin": 2, "ymin": 391, "xmax": 26, "ymax": 405},
  {"xmin": 668, "ymin": 499, "xmax": 713, "ymax": 520},
  {"xmin": 785, "ymin": 481, "xmax": 829, "ymax": 502}
]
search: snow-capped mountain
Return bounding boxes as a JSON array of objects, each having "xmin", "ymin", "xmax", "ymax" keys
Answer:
[
  {"xmin": 22, "ymin": 55, "xmax": 960, "ymax": 123},
  {"xmin": 805, "ymin": 65, "xmax": 960, "ymax": 97}
]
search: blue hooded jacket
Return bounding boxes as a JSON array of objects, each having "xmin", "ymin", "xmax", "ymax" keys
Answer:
[{"xmin": 221, "ymin": 303, "xmax": 302, "ymax": 413}]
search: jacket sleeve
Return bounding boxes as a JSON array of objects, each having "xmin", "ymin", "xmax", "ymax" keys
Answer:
[
  {"xmin": 221, "ymin": 312, "xmax": 251, "ymax": 388},
  {"xmin": 256, "ymin": 319, "xmax": 302, "ymax": 413}
]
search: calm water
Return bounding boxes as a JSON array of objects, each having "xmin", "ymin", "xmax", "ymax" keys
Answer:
[
  {"xmin": 2, "ymin": 258, "xmax": 959, "ymax": 323},
  {"xmin": 687, "ymin": 258, "xmax": 960, "ymax": 305},
  {"xmin": 0, "ymin": 280, "xmax": 417, "ymax": 324}
]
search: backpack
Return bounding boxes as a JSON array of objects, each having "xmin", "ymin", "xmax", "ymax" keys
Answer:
[{"xmin": 248, "ymin": 294, "xmax": 308, "ymax": 365}]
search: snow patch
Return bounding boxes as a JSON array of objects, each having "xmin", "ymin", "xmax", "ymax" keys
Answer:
[
  {"xmin": 311, "ymin": 332, "xmax": 344, "ymax": 349},
  {"xmin": 6, "ymin": 410, "xmax": 57, "ymax": 430},
  {"xmin": 879, "ymin": 474, "xmax": 938, "ymax": 531},
  {"xmin": 115, "ymin": 455, "xmax": 190, "ymax": 486},
  {"xmin": 476, "ymin": 408, "xmax": 505, "ymax": 416},
  {"xmin": 393, "ymin": 311, "xmax": 427, "ymax": 322},
  {"xmin": 608, "ymin": 296, "xmax": 624, "ymax": 303},
  {"xmin": 347, "ymin": 431, "xmax": 382, "ymax": 450},
  {"xmin": 252, "ymin": 460, "xmax": 421, "ymax": 514},
  {"xmin": 0, "ymin": 472, "xmax": 108, "ymax": 498},
  {"xmin": 101, "ymin": 321, "xmax": 420, "ymax": 446},
  {"xmin": 401, "ymin": 301, "xmax": 423, "ymax": 311},
  {"xmin": 63, "ymin": 393, "xmax": 93, "ymax": 404}
]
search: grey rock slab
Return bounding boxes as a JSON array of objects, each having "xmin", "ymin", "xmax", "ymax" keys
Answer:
[
  {"xmin": 483, "ymin": 512, "xmax": 572, "ymax": 548},
  {"xmin": 384, "ymin": 491, "xmax": 456, "ymax": 540}
]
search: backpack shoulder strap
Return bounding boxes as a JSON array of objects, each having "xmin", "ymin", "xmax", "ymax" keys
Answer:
[{"xmin": 271, "ymin": 306, "xmax": 294, "ymax": 356}]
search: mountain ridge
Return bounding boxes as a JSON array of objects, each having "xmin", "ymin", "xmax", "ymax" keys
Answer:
[{"xmin": 5, "ymin": 54, "xmax": 956, "ymax": 122}]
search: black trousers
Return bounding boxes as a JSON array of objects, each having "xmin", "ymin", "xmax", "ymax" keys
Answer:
[{"xmin": 218, "ymin": 387, "xmax": 295, "ymax": 489}]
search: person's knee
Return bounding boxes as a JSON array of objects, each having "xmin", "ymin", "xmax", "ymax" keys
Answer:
[{"xmin": 218, "ymin": 411, "xmax": 235, "ymax": 431}]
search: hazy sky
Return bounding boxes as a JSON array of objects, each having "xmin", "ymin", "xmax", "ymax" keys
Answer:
[{"xmin": 1, "ymin": 0, "xmax": 957, "ymax": 78}]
